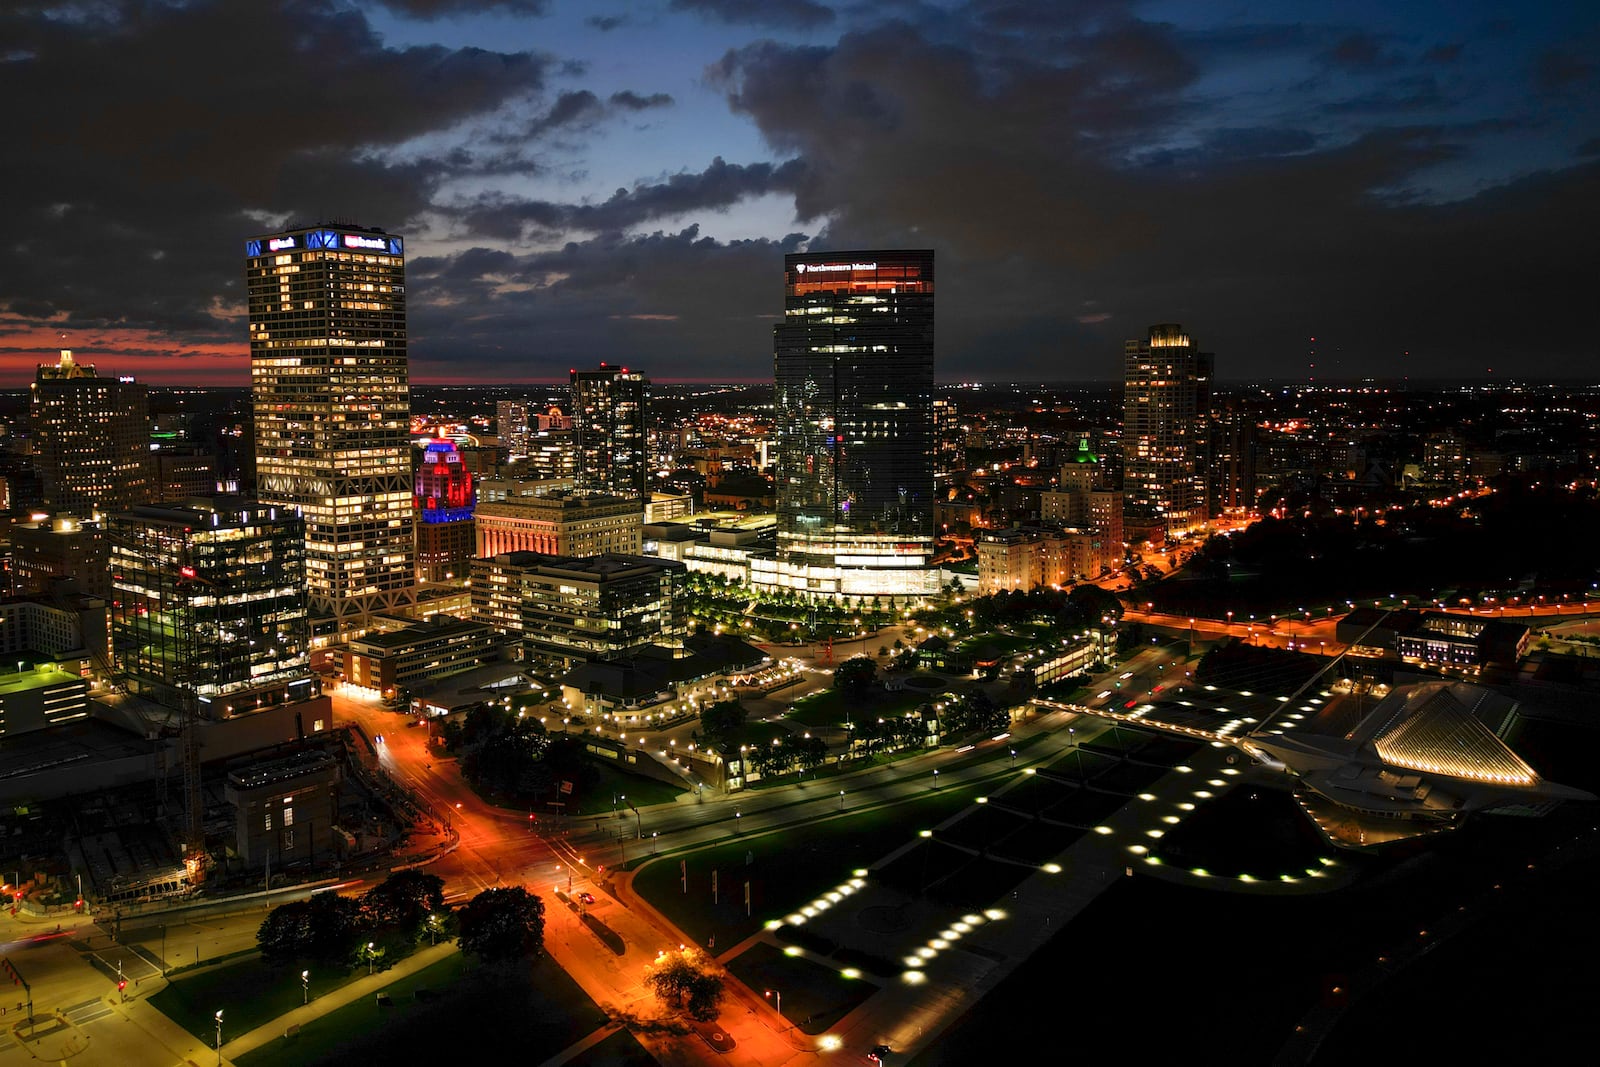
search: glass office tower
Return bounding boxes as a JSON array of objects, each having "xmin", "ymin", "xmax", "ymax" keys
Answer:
[
  {"xmin": 768, "ymin": 250, "xmax": 938, "ymax": 601},
  {"xmin": 246, "ymin": 224, "xmax": 414, "ymax": 638},
  {"xmin": 570, "ymin": 365, "xmax": 649, "ymax": 500},
  {"xmin": 108, "ymin": 499, "xmax": 315, "ymax": 718}
]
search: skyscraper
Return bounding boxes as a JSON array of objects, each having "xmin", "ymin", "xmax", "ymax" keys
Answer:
[
  {"xmin": 766, "ymin": 250, "xmax": 938, "ymax": 601},
  {"xmin": 571, "ymin": 365, "xmax": 648, "ymax": 499},
  {"xmin": 1122, "ymin": 323, "xmax": 1213, "ymax": 539},
  {"xmin": 246, "ymin": 224, "xmax": 413, "ymax": 638},
  {"xmin": 30, "ymin": 350, "xmax": 153, "ymax": 513}
]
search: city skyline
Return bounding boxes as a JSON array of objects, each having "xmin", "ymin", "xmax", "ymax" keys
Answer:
[{"xmin": 0, "ymin": 1, "xmax": 1595, "ymax": 387}]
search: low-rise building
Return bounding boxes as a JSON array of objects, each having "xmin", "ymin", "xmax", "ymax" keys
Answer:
[
  {"xmin": 343, "ymin": 615, "xmax": 504, "ymax": 704},
  {"xmin": 225, "ymin": 750, "xmax": 340, "ymax": 868},
  {"xmin": 472, "ymin": 552, "xmax": 686, "ymax": 668}
]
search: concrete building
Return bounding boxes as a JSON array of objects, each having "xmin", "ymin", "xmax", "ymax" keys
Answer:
[
  {"xmin": 10, "ymin": 514, "xmax": 109, "ymax": 601},
  {"xmin": 30, "ymin": 350, "xmax": 153, "ymax": 513},
  {"xmin": 343, "ymin": 615, "xmax": 503, "ymax": 705},
  {"xmin": 474, "ymin": 492, "xmax": 643, "ymax": 557},
  {"xmin": 225, "ymin": 750, "xmax": 340, "ymax": 868},
  {"xmin": 414, "ymin": 439, "xmax": 475, "ymax": 584},
  {"xmin": 1123, "ymin": 324, "xmax": 1213, "ymax": 538}
]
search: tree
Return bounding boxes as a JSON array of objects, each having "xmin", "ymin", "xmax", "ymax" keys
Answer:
[
  {"xmin": 258, "ymin": 891, "xmax": 363, "ymax": 965},
  {"xmin": 361, "ymin": 870, "xmax": 446, "ymax": 941},
  {"xmin": 458, "ymin": 886, "xmax": 546, "ymax": 965},
  {"xmin": 699, "ymin": 699, "xmax": 748, "ymax": 749},
  {"xmin": 643, "ymin": 948, "xmax": 726, "ymax": 1021},
  {"xmin": 947, "ymin": 690, "xmax": 1007, "ymax": 737},
  {"xmin": 832, "ymin": 655, "xmax": 876, "ymax": 696}
]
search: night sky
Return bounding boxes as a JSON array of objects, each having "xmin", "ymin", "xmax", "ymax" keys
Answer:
[{"xmin": 1, "ymin": 0, "xmax": 1596, "ymax": 386}]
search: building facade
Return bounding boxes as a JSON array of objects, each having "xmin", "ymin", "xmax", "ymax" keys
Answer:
[
  {"xmin": 342, "ymin": 615, "xmax": 502, "ymax": 703},
  {"xmin": 770, "ymin": 250, "xmax": 939, "ymax": 601},
  {"xmin": 1123, "ymin": 324, "xmax": 1213, "ymax": 538},
  {"xmin": 108, "ymin": 499, "xmax": 316, "ymax": 719},
  {"xmin": 474, "ymin": 492, "xmax": 643, "ymax": 557},
  {"xmin": 30, "ymin": 350, "xmax": 153, "ymax": 513},
  {"xmin": 10, "ymin": 514, "xmax": 110, "ymax": 601},
  {"xmin": 246, "ymin": 224, "xmax": 414, "ymax": 638},
  {"xmin": 571, "ymin": 365, "xmax": 649, "ymax": 499},
  {"xmin": 414, "ymin": 439, "xmax": 475, "ymax": 583},
  {"xmin": 472, "ymin": 551, "xmax": 686, "ymax": 667}
]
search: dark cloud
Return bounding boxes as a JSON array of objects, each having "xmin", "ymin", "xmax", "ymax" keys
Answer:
[
  {"xmin": 586, "ymin": 13, "xmax": 629, "ymax": 32},
  {"xmin": 671, "ymin": 0, "xmax": 835, "ymax": 32},
  {"xmin": 1423, "ymin": 43, "xmax": 1464, "ymax": 64},
  {"xmin": 610, "ymin": 90, "xmax": 674, "ymax": 110},
  {"xmin": 529, "ymin": 89, "xmax": 608, "ymax": 134},
  {"xmin": 1324, "ymin": 32, "xmax": 1399, "ymax": 70},
  {"xmin": 375, "ymin": 0, "xmax": 549, "ymax": 17},
  {"xmin": 1535, "ymin": 49, "xmax": 1597, "ymax": 93},
  {"xmin": 0, "ymin": 0, "xmax": 547, "ymax": 336},
  {"xmin": 407, "ymin": 226, "xmax": 810, "ymax": 379},
  {"xmin": 708, "ymin": 21, "xmax": 1600, "ymax": 379},
  {"xmin": 453, "ymin": 156, "xmax": 807, "ymax": 241}
]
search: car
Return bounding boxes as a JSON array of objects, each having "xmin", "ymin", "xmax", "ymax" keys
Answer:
[
  {"xmin": 868, "ymin": 1045, "xmax": 892, "ymax": 1064},
  {"xmin": 1119, "ymin": 671, "xmax": 1134, "ymax": 679},
  {"xmin": 1123, "ymin": 699, "xmax": 1137, "ymax": 708},
  {"xmin": 1096, "ymin": 690, "xmax": 1111, "ymax": 700},
  {"xmin": 577, "ymin": 892, "xmax": 595, "ymax": 905}
]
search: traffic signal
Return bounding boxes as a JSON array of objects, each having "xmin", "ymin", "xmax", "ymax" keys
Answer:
[
  {"xmin": 117, "ymin": 980, "xmax": 127, "ymax": 992},
  {"xmin": 1, "ymin": 959, "xmax": 17, "ymax": 986}
]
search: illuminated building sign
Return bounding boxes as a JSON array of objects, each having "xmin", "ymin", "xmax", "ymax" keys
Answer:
[
  {"xmin": 796, "ymin": 262, "xmax": 877, "ymax": 274},
  {"xmin": 248, "ymin": 231, "xmax": 402, "ymax": 256}
]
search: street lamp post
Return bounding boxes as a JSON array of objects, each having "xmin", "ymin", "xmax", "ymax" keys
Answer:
[
  {"xmin": 839, "ymin": 790, "xmax": 845, "ymax": 811},
  {"xmin": 765, "ymin": 988, "xmax": 783, "ymax": 1028},
  {"xmin": 301, "ymin": 970, "xmax": 310, "ymax": 1005},
  {"xmin": 214, "ymin": 1010, "xmax": 223, "ymax": 1067},
  {"xmin": 932, "ymin": 768, "xmax": 940, "ymax": 789},
  {"xmin": 652, "ymin": 831, "xmax": 659, "ymax": 855},
  {"xmin": 735, "ymin": 811, "xmax": 742, "ymax": 835},
  {"xmin": 427, "ymin": 914, "xmax": 439, "ymax": 946},
  {"xmin": 366, "ymin": 942, "xmax": 376, "ymax": 976}
]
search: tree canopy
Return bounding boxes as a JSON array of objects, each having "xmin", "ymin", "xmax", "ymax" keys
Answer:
[
  {"xmin": 360, "ymin": 870, "xmax": 445, "ymax": 941},
  {"xmin": 832, "ymin": 655, "xmax": 876, "ymax": 696},
  {"xmin": 457, "ymin": 885, "xmax": 546, "ymax": 965},
  {"xmin": 643, "ymin": 948, "xmax": 725, "ymax": 1021},
  {"xmin": 257, "ymin": 891, "xmax": 363, "ymax": 965}
]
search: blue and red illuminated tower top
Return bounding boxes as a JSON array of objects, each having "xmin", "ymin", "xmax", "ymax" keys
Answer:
[{"xmin": 416, "ymin": 439, "xmax": 474, "ymax": 522}]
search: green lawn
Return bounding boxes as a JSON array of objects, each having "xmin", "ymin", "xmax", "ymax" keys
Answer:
[
  {"xmin": 632, "ymin": 782, "xmax": 993, "ymax": 947},
  {"xmin": 234, "ymin": 953, "xmax": 607, "ymax": 1067},
  {"xmin": 725, "ymin": 941, "xmax": 877, "ymax": 1034},
  {"xmin": 786, "ymin": 688, "xmax": 931, "ymax": 730},
  {"xmin": 151, "ymin": 956, "xmax": 366, "ymax": 1044},
  {"xmin": 569, "ymin": 761, "xmax": 688, "ymax": 816}
]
